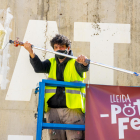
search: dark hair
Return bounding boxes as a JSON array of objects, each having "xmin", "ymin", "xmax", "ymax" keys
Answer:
[{"xmin": 50, "ymin": 34, "xmax": 71, "ymax": 48}]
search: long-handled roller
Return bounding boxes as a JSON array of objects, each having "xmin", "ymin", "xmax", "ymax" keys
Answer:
[{"xmin": 9, "ymin": 39, "xmax": 140, "ymax": 76}]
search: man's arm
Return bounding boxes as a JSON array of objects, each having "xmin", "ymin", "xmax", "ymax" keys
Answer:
[
  {"xmin": 23, "ymin": 41, "xmax": 51, "ymax": 73},
  {"xmin": 76, "ymin": 55, "xmax": 88, "ymax": 66},
  {"xmin": 75, "ymin": 55, "xmax": 89, "ymax": 77},
  {"xmin": 30, "ymin": 54, "xmax": 51, "ymax": 73},
  {"xmin": 24, "ymin": 41, "xmax": 35, "ymax": 58}
]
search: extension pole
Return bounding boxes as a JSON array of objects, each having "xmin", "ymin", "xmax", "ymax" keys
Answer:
[{"xmin": 9, "ymin": 40, "xmax": 140, "ymax": 76}]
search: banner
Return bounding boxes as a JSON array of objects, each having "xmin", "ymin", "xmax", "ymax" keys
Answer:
[{"xmin": 85, "ymin": 84, "xmax": 140, "ymax": 140}]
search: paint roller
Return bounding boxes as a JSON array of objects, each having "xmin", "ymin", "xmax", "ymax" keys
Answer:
[{"xmin": 7, "ymin": 39, "xmax": 140, "ymax": 77}]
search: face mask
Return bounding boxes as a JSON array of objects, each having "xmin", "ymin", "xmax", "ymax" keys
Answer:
[{"xmin": 55, "ymin": 49, "xmax": 68, "ymax": 59}]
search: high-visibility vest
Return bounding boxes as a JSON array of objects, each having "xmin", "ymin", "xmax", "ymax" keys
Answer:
[{"xmin": 44, "ymin": 58, "xmax": 86, "ymax": 113}]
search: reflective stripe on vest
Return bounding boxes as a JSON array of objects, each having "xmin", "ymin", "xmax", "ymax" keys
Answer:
[
  {"xmin": 81, "ymin": 92, "xmax": 86, "ymax": 98},
  {"xmin": 66, "ymin": 89, "xmax": 86, "ymax": 98},
  {"xmin": 45, "ymin": 89, "xmax": 56, "ymax": 93}
]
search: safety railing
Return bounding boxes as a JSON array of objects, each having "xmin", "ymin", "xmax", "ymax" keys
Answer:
[{"xmin": 35, "ymin": 79, "xmax": 86, "ymax": 140}]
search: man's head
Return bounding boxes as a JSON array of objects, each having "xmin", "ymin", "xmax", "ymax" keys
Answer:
[
  {"xmin": 50, "ymin": 34, "xmax": 71, "ymax": 51},
  {"xmin": 50, "ymin": 34, "xmax": 71, "ymax": 60}
]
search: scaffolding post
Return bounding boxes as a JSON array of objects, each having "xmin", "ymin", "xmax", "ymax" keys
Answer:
[{"xmin": 36, "ymin": 79, "xmax": 86, "ymax": 140}]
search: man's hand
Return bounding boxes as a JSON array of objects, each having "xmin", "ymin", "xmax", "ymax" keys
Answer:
[
  {"xmin": 23, "ymin": 41, "xmax": 35, "ymax": 58},
  {"xmin": 76, "ymin": 55, "xmax": 88, "ymax": 66}
]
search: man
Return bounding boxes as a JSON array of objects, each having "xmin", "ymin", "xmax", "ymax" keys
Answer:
[{"xmin": 23, "ymin": 34, "xmax": 89, "ymax": 140}]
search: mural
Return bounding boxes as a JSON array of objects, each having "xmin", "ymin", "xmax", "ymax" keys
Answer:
[
  {"xmin": 6, "ymin": 20, "xmax": 58, "ymax": 101},
  {"xmin": 5, "ymin": 20, "xmax": 131, "ymax": 102},
  {"xmin": 0, "ymin": 8, "xmax": 13, "ymax": 90},
  {"xmin": 0, "ymin": 19, "xmax": 132, "ymax": 139},
  {"xmin": 74, "ymin": 22, "xmax": 130, "ymax": 85},
  {"xmin": 0, "ymin": 1, "xmax": 139, "ymax": 139}
]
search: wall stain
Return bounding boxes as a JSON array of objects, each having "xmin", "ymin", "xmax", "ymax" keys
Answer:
[
  {"xmin": 86, "ymin": 2, "xmax": 88, "ymax": 22},
  {"xmin": 91, "ymin": 14, "xmax": 101, "ymax": 36},
  {"xmin": 43, "ymin": 0, "xmax": 50, "ymax": 78},
  {"xmin": 91, "ymin": 0, "xmax": 101, "ymax": 36}
]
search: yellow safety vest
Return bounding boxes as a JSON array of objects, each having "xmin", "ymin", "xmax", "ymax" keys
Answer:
[{"xmin": 44, "ymin": 58, "xmax": 86, "ymax": 113}]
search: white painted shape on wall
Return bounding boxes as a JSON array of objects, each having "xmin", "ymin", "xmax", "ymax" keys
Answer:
[
  {"xmin": 74, "ymin": 22, "xmax": 130, "ymax": 85},
  {"xmin": 0, "ymin": 23, "xmax": 5, "ymax": 85},
  {"xmin": 0, "ymin": 74, "xmax": 2, "ymax": 84},
  {"xmin": 0, "ymin": 8, "xmax": 13, "ymax": 90},
  {"xmin": 6, "ymin": 20, "xmax": 58, "ymax": 101},
  {"xmin": 8, "ymin": 135, "xmax": 33, "ymax": 140},
  {"xmin": 0, "ymin": 23, "xmax": 4, "ymax": 30}
]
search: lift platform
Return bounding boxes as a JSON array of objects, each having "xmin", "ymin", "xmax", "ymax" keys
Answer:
[{"xmin": 35, "ymin": 79, "xmax": 85, "ymax": 140}]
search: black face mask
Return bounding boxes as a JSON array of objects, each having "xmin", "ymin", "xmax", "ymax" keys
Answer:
[{"xmin": 55, "ymin": 49, "xmax": 68, "ymax": 59}]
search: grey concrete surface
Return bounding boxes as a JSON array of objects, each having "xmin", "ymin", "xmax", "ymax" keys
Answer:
[{"xmin": 0, "ymin": 0, "xmax": 140, "ymax": 140}]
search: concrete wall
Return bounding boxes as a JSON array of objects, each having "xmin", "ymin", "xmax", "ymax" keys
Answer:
[{"xmin": 0, "ymin": 0, "xmax": 140, "ymax": 140}]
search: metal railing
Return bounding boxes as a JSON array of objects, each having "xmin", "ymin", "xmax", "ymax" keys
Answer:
[{"xmin": 35, "ymin": 79, "xmax": 86, "ymax": 140}]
